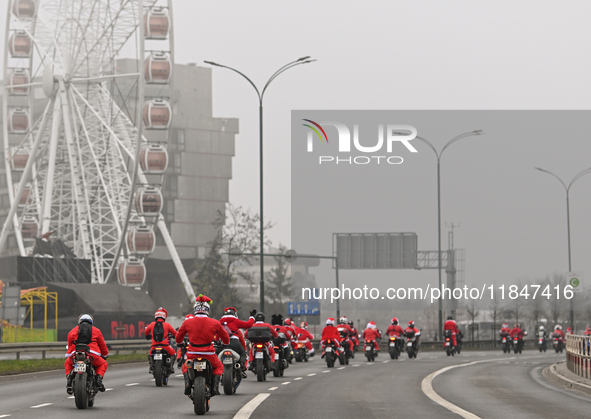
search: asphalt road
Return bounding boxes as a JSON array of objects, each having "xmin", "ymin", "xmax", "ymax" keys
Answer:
[{"xmin": 0, "ymin": 349, "xmax": 588, "ymax": 418}]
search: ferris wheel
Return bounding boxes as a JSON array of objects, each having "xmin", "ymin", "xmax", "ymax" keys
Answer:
[{"xmin": 1, "ymin": 0, "xmax": 195, "ymax": 300}]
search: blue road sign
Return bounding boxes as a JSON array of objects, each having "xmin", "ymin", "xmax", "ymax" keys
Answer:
[{"xmin": 288, "ymin": 300, "xmax": 320, "ymax": 316}]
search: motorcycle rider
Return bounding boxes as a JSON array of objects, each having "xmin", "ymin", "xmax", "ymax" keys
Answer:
[
  {"xmin": 443, "ymin": 316, "xmax": 460, "ymax": 348},
  {"xmin": 584, "ymin": 326, "xmax": 591, "ymax": 336},
  {"xmin": 348, "ymin": 320, "xmax": 360, "ymax": 350},
  {"xmin": 499, "ymin": 323, "xmax": 511, "ymax": 342},
  {"xmin": 362, "ymin": 322, "xmax": 381, "ymax": 352},
  {"xmin": 271, "ymin": 314, "xmax": 293, "ymax": 363},
  {"xmin": 284, "ymin": 318, "xmax": 298, "ymax": 351},
  {"xmin": 552, "ymin": 325, "xmax": 565, "ymax": 345},
  {"xmin": 175, "ymin": 295, "xmax": 229, "ymax": 397},
  {"xmin": 321, "ymin": 317, "xmax": 342, "ymax": 354},
  {"xmin": 176, "ymin": 314, "xmax": 194, "ymax": 368},
  {"xmin": 337, "ymin": 316, "xmax": 355, "ymax": 354},
  {"xmin": 144, "ymin": 307, "xmax": 177, "ymax": 373},
  {"xmin": 247, "ymin": 312, "xmax": 278, "ymax": 370},
  {"xmin": 295, "ymin": 321, "xmax": 315, "ymax": 357},
  {"xmin": 510, "ymin": 323, "xmax": 525, "ymax": 351},
  {"xmin": 386, "ymin": 317, "xmax": 404, "ymax": 352},
  {"xmin": 405, "ymin": 321, "xmax": 421, "ymax": 350},
  {"xmin": 64, "ymin": 314, "xmax": 108, "ymax": 395},
  {"xmin": 566, "ymin": 327, "xmax": 574, "ymax": 335},
  {"xmin": 219, "ymin": 307, "xmax": 256, "ymax": 378}
]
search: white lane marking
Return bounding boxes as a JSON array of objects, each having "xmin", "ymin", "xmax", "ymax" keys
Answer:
[
  {"xmin": 68, "ymin": 396, "xmax": 75, "ymax": 399},
  {"xmin": 0, "ymin": 415, "xmax": 11, "ymax": 417},
  {"xmin": 352, "ymin": 364, "xmax": 359, "ymax": 367},
  {"xmin": 268, "ymin": 387, "xmax": 278, "ymax": 391},
  {"xmin": 383, "ymin": 360, "xmax": 389, "ymax": 363},
  {"xmin": 337, "ymin": 367, "xmax": 346, "ymax": 370},
  {"xmin": 233, "ymin": 393, "xmax": 270, "ymax": 419},
  {"xmin": 294, "ymin": 377, "xmax": 303, "ymax": 380},
  {"xmin": 421, "ymin": 357, "xmax": 516, "ymax": 419},
  {"xmin": 281, "ymin": 382, "xmax": 290, "ymax": 385},
  {"xmin": 125, "ymin": 383, "xmax": 139, "ymax": 386},
  {"xmin": 105, "ymin": 388, "xmax": 113, "ymax": 391},
  {"xmin": 150, "ymin": 379, "xmax": 155, "ymax": 381},
  {"xmin": 307, "ymin": 373, "xmax": 316, "ymax": 376},
  {"xmin": 176, "ymin": 374, "xmax": 183, "ymax": 377},
  {"xmin": 30, "ymin": 403, "xmax": 52, "ymax": 409},
  {"xmin": 322, "ymin": 370, "xmax": 330, "ymax": 373}
]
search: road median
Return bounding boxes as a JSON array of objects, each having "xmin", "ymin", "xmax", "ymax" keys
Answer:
[{"xmin": 543, "ymin": 361, "xmax": 591, "ymax": 396}]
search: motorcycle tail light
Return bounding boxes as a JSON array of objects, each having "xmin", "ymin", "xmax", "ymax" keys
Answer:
[
  {"xmin": 224, "ymin": 351, "xmax": 232, "ymax": 356},
  {"xmin": 256, "ymin": 344, "xmax": 263, "ymax": 348}
]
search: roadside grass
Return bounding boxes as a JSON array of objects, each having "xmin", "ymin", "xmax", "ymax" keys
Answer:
[{"xmin": 0, "ymin": 353, "xmax": 146, "ymax": 375}]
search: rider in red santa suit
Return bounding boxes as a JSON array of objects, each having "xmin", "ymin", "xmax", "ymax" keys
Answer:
[
  {"xmin": 176, "ymin": 295, "xmax": 229, "ymax": 396},
  {"xmin": 337, "ymin": 316, "xmax": 355, "ymax": 353},
  {"xmin": 363, "ymin": 322, "xmax": 381, "ymax": 351},
  {"xmin": 348, "ymin": 320, "xmax": 360, "ymax": 348},
  {"xmin": 295, "ymin": 321, "xmax": 315, "ymax": 356},
  {"xmin": 64, "ymin": 314, "xmax": 108, "ymax": 394},
  {"xmin": 247, "ymin": 312, "xmax": 278, "ymax": 369},
  {"xmin": 386, "ymin": 317, "xmax": 405, "ymax": 338},
  {"xmin": 144, "ymin": 307, "xmax": 177, "ymax": 372},
  {"xmin": 284, "ymin": 318, "xmax": 298, "ymax": 350},
  {"xmin": 321, "ymin": 318, "xmax": 342, "ymax": 353},
  {"xmin": 499, "ymin": 323, "xmax": 511, "ymax": 339},
  {"xmin": 219, "ymin": 306, "xmax": 256, "ymax": 377},
  {"xmin": 443, "ymin": 315, "xmax": 460, "ymax": 346}
]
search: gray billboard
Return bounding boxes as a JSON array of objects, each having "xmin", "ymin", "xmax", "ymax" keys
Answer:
[{"xmin": 334, "ymin": 233, "xmax": 417, "ymax": 269}]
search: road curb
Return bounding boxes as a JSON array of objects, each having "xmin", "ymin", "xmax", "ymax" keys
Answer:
[{"xmin": 543, "ymin": 361, "xmax": 591, "ymax": 396}]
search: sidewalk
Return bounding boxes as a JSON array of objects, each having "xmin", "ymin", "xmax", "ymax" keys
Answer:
[{"xmin": 543, "ymin": 361, "xmax": 591, "ymax": 396}]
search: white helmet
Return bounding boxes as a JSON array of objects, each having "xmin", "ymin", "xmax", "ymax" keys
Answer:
[
  {"xmin": 555, "ymin": 324, "xmax": 562, "ymax": 331},
  {"xmin": 78, "ymin": 313, "xmax": 93, "ymax": 325},
  {"xmin": 326, "ymin": 317, "xmax": 335, "ymax": 326},
  {"xmin": 539, "ymin": 326, "xmax": 545, "ymax": 331}
]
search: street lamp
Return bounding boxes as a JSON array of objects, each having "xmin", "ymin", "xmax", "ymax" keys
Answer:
[
  {"xmin": 535, "ymin": 166, "xmax": 591, "ymax": 329},
  {"xmin": 204, "ymin": 57, "xmax": 315, "ymax": 312},
  {"xmin": 415, "ymin": 130, "xmax": 485, "ymax": 336}
]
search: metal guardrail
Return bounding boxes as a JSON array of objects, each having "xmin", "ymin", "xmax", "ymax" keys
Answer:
[
  {"xmin": 0, "ymin": 339, "xmax": 151, "ymax": 360},
  {"xmin": 566, "ymin": 334, "xmax": 591, "ymax": 379}
]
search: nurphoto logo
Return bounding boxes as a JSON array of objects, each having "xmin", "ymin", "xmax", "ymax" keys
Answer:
[{"xmin": 302, "ymin": 119, "xmax": 418, "ymax": 165}]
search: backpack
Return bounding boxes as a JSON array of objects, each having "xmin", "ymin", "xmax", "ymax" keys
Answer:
[
  {"xmin": 153, "ymin": 321, "xmax": 165, "ymax": 342},
  {"xmin": 77, "ymin": 322, "xmax": 93, "ymax": 344}
]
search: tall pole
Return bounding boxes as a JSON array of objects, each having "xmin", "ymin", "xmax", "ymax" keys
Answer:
[
  {"xmin": 336, "ymin": 260, "xmax": 340, "ymax": 320},
  {"xmin": 259, "ymin": 103, "xmax": 265, "ymax": 312},
  {"xmin": 204, "ymin": 58, "xmax": 315, "ymax": 313},
  {"xmin": 535, "ymin": 166, "xmax": 591, "ymax": 332},
  {"xmin": 437, "ymin": 157, "xmax": 442, "ymax": 335}
]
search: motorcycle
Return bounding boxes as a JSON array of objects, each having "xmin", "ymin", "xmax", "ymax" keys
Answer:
[
  {"xmin": 185, "ymin": 357, "xmax": 213, "ymax": 415},
  {"xmin": 338, "ymin": 331, "xmax": 351, "ymax": 365},
  {"xmin": 70, "ymin": 343, "xmax": 103, "ymax": 409},
  {"xmin": 387, "ymin": 335, "xmax": 403, "ymax": 360},
  {"xmin": 272, "ymin": 333, "xmax": 289, "ymax": 377},
  {"xmin": 150, "ymin": 346, "xmax": 175, "ymax": 386},
  {"xmin": 322, "ymin": 339, "xmax": 340, "ymax": 368},
  {"xmin": 443, "ymin": 330, "xmax": 455, "ymax": 356},
  {"xmin": 513, "ymin": 336, "xmax": 524, "ymax": 354},
  {"xmin": 364, "ymin": 339, "xmax": 378, "ymax": 362},
  {"xmin": 218, "ymin": 347, "xmax": 242, "ymax": 395},
  {"xmin": 538, "ymin": 333, "xmax": 547, "ymax": 353},
  {"xmin": 246, "ymin": 327, "xmax": 273, "ymax": 382},
  {"xmin": 405, "ymin": 330, "xmax": 418, "ymax": 359},
  {"xmin": 294, "ymin": 341, "xmax": 310, "ymax": 362},
  {"xmin": 552, "ymin": 334, "xmax": 564, "ymax": 353},
  {"xmin": 501, "ymin": 334, "xmax": 512, "ymax": 353}
]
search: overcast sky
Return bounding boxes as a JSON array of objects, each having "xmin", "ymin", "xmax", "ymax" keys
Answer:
[{"xmin": 2, "ymin": 1, "xmax": 590, "ymax": 289}]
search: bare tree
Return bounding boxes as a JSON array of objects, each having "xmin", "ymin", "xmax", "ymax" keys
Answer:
[{"xmin": 466, "ymin": 300, "xmax": 480, "ymax": 341}]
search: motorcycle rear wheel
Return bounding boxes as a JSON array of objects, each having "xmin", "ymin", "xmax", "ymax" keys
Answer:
[
  {"xmin": 193, "ymin": 376, "xmax": 207, "ymax": 415},
  {"xmin": 256, "ymin": 360, "xmax": 265, "ymax": 382},
  {"xmin": 273, "ymin": 360, "xmax": 281, "ymax": 377},
  {"xmin": 74, "ymin": 373, "xmax": 88, "ymax": 409},
  {"xmin": 338, "ymin": 353, "xmax": 346, "ymax": 365},
  {"xmin": 154, "ymin": 361, "xmax": 163, "ymax": 387},
  {"xmin": 223, "ymin": 365, "xmax": 234, "ymax": 395},
  {"xmin": 327, "ymin": 355, "xmax": 334, "ymax": 368}
]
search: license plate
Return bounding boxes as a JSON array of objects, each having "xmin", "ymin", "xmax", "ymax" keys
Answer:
[
  {"xmin": 446, "ymin": 342, "xmax": 450, "ymax": 346},
  {"xmin": 365, "ymin": 346, "xmax": 371, "ymax": 351},
  {"xmin": 274, "ymin": 354, "xmax": 279, "ymax": 360},
  {"xmin": 407, "ymin": 342, "xmax": 413, "ymax": 347},
  {"xmin": 154, "ymin": 353, "xmax": 162, "ymax": 360},
  {"xmin": 389, "ymin": 343, "xmax": 395, "ymax": 347},
  {"xmin": 325, "ymin": 347, "xmax": 332, "ymax": 352},
  {"xmin": 222, "ymin": 357, "xmax": 233, "ymax": 364},
  {"xmin": 255, "ymin": 352, "xmax": 263, "ymax": 359},
  {"xmin": 74, "ymin": 362, "xmax": 85, "ymax": 373},
  {"xmin": 502, "ymin": 338, "xmax": 506, "ymax": 343},
  {"xmin": 195, "ymin": 362, "xmax": 206, "ymax": 371}
]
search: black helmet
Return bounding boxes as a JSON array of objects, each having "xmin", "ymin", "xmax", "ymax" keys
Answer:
[
  {"xmin": 255, "ymin": 312, "xmax": 265, "ymax": 322},
  {"xmin": 447, "ymin": 316, "xmax": 453, "ymax": 320}
]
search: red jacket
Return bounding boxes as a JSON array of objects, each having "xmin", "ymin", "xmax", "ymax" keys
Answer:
[
  {"xmin": 362, "ymin": 328, "xmax": 381, "ymax": 341},
  {"xmin": 321, "ymin": 325, "xmax": 341, "ymax": 343},
  {"xmin": 66, "ymin": 325, "xmax": 108, "ymax": 358},
  {"xmin": 219, "ymin": 315, "xmax": 255, "ymax": 338},
  {"xmin": 386, "ymin": 324, "xmax": 405, "ymax": 337},
  {"xmin": 404, "ymin": 327, "xmax": 420, "ymax": 338},
  {"xmin": 509, "ymin": 327, "xmax": 524, "ymax": 339},
  {"xmin": 553, "ymin": 330, "xmax": 565, "ymax": 339},
  {"xmin": 144, "ymin": 319, "xmax": 177, "ymax": 347},
  {"xmin": 336, "ymin": 323, "xmax": 355, "ymax": 339},
  {"xmin": 295, "ymin": 326, "xmax": 313, "ymax": 341},
  {"xmin": 273, "ymin": 325, "xmax": 293, "ymax": 341},
  {"xmin": 176, "ymin": 314, "xmax": 230, "ymax": 353},
  {"xmin": 499, "ymin": 327, "xmax": 511, "ymax": 336},
  {"xmin": 443, "ymin": 320, "xmax": 459, "ymax": 334}
]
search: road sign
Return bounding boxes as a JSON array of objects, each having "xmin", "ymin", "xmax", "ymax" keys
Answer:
[
  {"xmin": 567, "ymin": 272, "xmax": 583, "ymax": 293},
  {"xmin": 288, "ymin": 300, "xmax": 320, "ymax": 316},
  {"xmin": 334, "ymin": 232, "xmax": 417, "ymax": 269},
  {"xmin": 285, "ymin": 249, "xmax": 298, "ymax": 263}
]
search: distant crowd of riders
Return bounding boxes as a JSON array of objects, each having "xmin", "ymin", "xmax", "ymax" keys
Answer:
[{"xmin": 62, "ymin": 295, "xmax": 588, "ymax": 413}]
